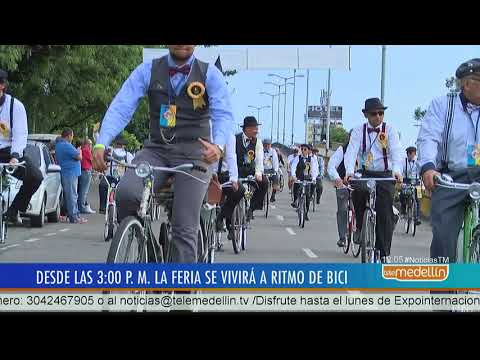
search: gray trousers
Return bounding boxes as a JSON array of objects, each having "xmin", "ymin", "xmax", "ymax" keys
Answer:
[
  {"xmin": 336, "ymin": 187, "xmax": 349, "ymax": 241},
  {"xmin": 431, "ymin": 168, "xmax": 480, "ymax": 262},
  {"xmin": 116, "ymin": 142, "xmax": 211, "ymax": 263}
]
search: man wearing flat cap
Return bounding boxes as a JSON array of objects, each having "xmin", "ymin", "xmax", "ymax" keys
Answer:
[
  {"xmin": 235, "ymin": 116, "xmax": 267, "ymax": 220},
  {"xmin": 0, "ymin": 68, "xmax": 43, "ymax": 225},
  {"xmin": 344, "ymin": 97, "xmax": 403, "ymax": 263},
  {"xmin": 417, "ymin": 58, "xmax": 480, "ymax": 263}
]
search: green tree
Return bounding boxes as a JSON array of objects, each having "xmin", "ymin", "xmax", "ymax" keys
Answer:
[
  {"xmin": 0, "ymin": 45, "xmax": 165, "ymax": 140},
  {"xmin": 329, "ymin": 125, "xmax": 349, "ymax": 144}
]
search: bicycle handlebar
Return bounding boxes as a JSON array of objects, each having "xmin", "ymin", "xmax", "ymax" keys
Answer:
[
  {"xmin": 106, "ymin": 156, "xmax": 208, "ymax": 184},
  {"xmin": 434, "ymin": 174, "xmax": 478, "ymax": 191},
  {"xmin": 0, "ymin": 161, "xmax": 26, "ymax": 175}
]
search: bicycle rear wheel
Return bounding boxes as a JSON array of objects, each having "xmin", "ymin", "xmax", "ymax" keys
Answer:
[
  {"xmin": 298, "ymin": 196, "xmax": 304, "ymax": 228},
  {"xmin": 265, "ymin": 181, "xmax": 270, "ymax": 219},
  {"xmin": 344, "ymin": 209, "xmax": 354, "ymax": 254},
  {"xmin": 404, "ymin": 201, "xmax": 412, "ymax": 234},
  {"xmin": 107, "ymin": 216, "xmax": 149, "ymax": 264},
  {"xmin": 232, "ymin": 204, "xmax": 242, "ymax": 254}
]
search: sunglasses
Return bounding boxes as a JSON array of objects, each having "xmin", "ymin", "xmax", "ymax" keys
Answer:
[{"xmin": 368, "ymin": 111, "xmax": 384, "ymax": 117}]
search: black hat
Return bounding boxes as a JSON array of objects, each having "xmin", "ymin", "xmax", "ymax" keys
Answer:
[
  {"xmin": 241, "ymin": 116, "xmax": 261, "ymax": 128},
  {"xmin": 0, "ymin": 69, "xmax": 7, "ymax": 82},
  {"xmin": 362, "ymin": 98, "xmax": 388, "ymax": 112},
  {"xmin": 406, "ymin": 146, "xmax": 417, "ymax": 153},
  {"xmin": 456, "ymin": 58, "xmax": 480, "ymax": 79}
]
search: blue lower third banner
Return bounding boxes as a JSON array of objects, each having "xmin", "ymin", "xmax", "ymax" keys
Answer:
[{"xmin": 0, "ymin": 263, "xmax": 480, "ymax": 290}]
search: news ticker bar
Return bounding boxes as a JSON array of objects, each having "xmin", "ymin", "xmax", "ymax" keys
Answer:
[
  {"xmin": 0, "ymin": 293, "xmax": 479, "ymax": 312},
  {"xmin": 1, "ymin": 263, "xmax": 480, "ymax": 289}
]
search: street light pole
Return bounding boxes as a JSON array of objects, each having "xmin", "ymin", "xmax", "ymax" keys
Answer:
[
  {"xmin": 248, "ymin": 105, "xmax": 270, "ymax": 129},
  {"xmin": 381, "ymin": 45, "xmax": 386, "ymax": 103},
  {"xmin": 260, "ymin": 91, "xmax": 276, "ymax": 141},
  {"xmin": 291, "ymin": 69, "xmax": 296, "ymax": 145},
  {"xmin": 305, "ymin": 69, "xmax": 309, "ymax": 144},
  {"xmin": 265, "ymin": 81, "xmax": 283, "ymax": 143}
]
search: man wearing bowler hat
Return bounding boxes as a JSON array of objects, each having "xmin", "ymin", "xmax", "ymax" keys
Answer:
[
  {"xmin": 344, "ymin": 98, "xmax": 403, "ymax": 263},
  {"xmin": 235, "ymin": 116, "xmax": 268, "ymax": 220},
  {"xmin": 0, "ymin": 68, "xmax": 43, "ymax": 225},
  {"xmin": 417, "ymin": 58, "xmax": 480, "ymax": 263}
]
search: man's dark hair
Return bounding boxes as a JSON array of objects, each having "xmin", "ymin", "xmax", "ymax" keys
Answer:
[{"xmin": 61, "ymin": 128, "xmax": 73, "ymax": 138}]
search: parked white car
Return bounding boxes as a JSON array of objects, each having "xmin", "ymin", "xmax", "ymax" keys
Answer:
[{"xmin": 4, "ymin": 141, "xmax": 62, "ymax": 227}]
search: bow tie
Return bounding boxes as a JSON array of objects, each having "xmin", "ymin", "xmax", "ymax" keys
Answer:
[
  {"xmin": 467, "ymin": 102, "xmax": 480, "ymax": 114},
  {"xmin": 169, "ymin": 65, "xmax": 191, "ymax": 77},
  {"xmin": 367, "ymin": 127, "xmax": 380, "ymax": 134}
]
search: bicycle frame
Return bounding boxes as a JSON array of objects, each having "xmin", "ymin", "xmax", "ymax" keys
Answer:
[
  {"xmin": 0, "ymin": 162, "xmax": 26, "ymax": 244},
  {"xmin": 350, "ymin": 174, "xmax": 396, "ymax": 263},
  {"xmin": 435, "ymin": 174, "xmax": 480, "ymax": 263}
]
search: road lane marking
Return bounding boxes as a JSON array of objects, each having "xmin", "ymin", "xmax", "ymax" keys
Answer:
[
  {"xmin": 271, "ymin": 205, "xmax": 276, "ymax": 209},
  {"xmin": 286, "ymin": 227, "xmax": 296, "ymax": 236},
  {"xmin": 302, "ymin": 248, "xmax": 318, "ymax": 258},
  {"xmin": 44, "ymin": 233, "xmax": 57, "ymax": 237},
  {"xmin": 0, "ymin": 244, "xmax": 21, "ymax": 251},
  {"xmin": 276, "ymin": 215, "xmax": 284, "ymax": 221},
  {"xmin": 25, "ymin": 238, "xmax": 40, "ymax": 243},
  {"xmin": 59, "ymin": 228, "xmax": 70, "ymax": 232}
]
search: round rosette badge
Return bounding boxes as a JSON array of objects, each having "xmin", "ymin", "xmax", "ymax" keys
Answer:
[
  {"xmin": 378, "ymin": 131, "xmax": 388, "ymax": 149},
  {"xmin": 247, "ymin": 150, "xmax": 255, "ymax": 163},
  {"xmin": 187, "ymin": 82, "xmax": 206, "ymax": 110}
]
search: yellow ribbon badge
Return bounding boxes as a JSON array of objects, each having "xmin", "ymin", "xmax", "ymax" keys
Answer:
[
  {"xmin": 187, "ymin": 82, "xmax": 206, "ymax": 110},
  {"xmin": 247, "ymin": 150, "xmax": 255, "ymax": 162},
  {"xmin": 0, "ymin": 123, "xmax": 10, "ymax": 138},
  {"xmin": 378, "ymin": 132, "xmax": 388, "ymax": 149}
]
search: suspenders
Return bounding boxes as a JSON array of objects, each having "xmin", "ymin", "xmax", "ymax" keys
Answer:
[{"xmin": 440, "ymin": 93, "xmax": 457, "ymax": 172}]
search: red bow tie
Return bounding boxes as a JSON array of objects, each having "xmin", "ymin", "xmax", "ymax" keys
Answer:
[
  {"xmin": 368, "ymin": 127, "xmax": 380, "ymax": 134},
  {"xmin": 169, "ymin": 65, "xmax": 191, "ymax": 77}
]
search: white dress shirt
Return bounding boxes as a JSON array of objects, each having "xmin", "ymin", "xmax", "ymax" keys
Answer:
[
  {"xmin": 217, "ymin": 133, "xmax": 238, "ymax": 182},
  {"xmin": 242, "ymin": 132, "xmax": 263, "ymax": 176},
  {"xmin": 417, "ymin": 93, "xmax": 480, "ymax": 173},
  {"xmin": 344, "ymin": 121, "xmax": 403, "ymax": 175},
  {"xmin": 0, "ymin": 94, "xmax": 28, "ymax": 157},
  {"xmin": 403, "ymin": 158, "xmax": 419, "ymax": 180},
  {"xmin": 263, "ymin": 147, "xmax": 279, "ymax": 172},
  {"xmin": 327, "ymin": 146, "xmax": 344, "ymax": 180}
]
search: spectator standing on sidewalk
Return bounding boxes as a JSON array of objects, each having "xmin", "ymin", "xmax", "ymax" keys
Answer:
[{"xmin": 78, "ymin": 138, "xmax": 96, "ymax": 214}]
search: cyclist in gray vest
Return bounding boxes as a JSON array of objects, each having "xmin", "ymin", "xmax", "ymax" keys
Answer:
[
  {"xmin": 417, "ymin": 58, "xmax": 480, "ymax": 262},
  {"xmin": 93, "ymin": 45, "xmax": 234, "ymax": 263}
]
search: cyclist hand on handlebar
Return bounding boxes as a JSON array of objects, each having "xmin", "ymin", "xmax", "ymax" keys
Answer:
[
  {"xmin": 199, "ymin": 138, "xmax": 222, "ymax": 165},
  {"xmin": 232, "ymin": 181, "xmax": 239, "ymax": 192},
  {"xmin": 255, "ymin": 174, "xmax": 262, "ymax": 183},
  {"xmin": 423, "ymin": 169, "xmax": 440, "ymax": 192},
  {"xmin": 394, "ymin": 171, "xmax": 403, "ymax": 184},
  {"xmin": 9, "ymin": 157, "xmax": 18, "ymax": 166},
  {"xmin": 335, "ymin": 178, "xmax": 344, "ymax": 188}
]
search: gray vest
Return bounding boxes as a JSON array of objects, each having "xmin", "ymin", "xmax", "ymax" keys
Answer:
[{"xmin": 147, "ymin": 56, "xmax": 211, "ymax": 144}]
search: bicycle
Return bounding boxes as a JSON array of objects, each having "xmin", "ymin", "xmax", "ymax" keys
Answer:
[
  {"xmin": 198, "ymin": 182, "xmax": 233, "ymax": 263},
  {"xmin": 264, "ymin": 171, "xmax": 277, "ymax": 219},
  {"xmin": 235, "ymin": 176, "xmax": 259, "ymax": 252},
  {"xmin": 294, "ymin": 179, "xmax": 315, "ymax": 228},
  {"xmin": 106, "ymin": 157, "xmax": 207, "ymax": 266},
  {"xmin": 0, "ymin": 162, "xmax": 25, "ymax": 244},
  {"xmin": 402, "ymin": 179, "xmax": 421, "ymax": 237},
  {"xmin": 349, "ymin": 173, "xmax": 397, "ymax": 263},
  {"xmin": 338, "ymin": 185, "xmax": 359, "ymax": 257},
  {"xmin": 278, "ymin": 167, "xmax": 285, "ymax": 193},
  {"xmin": 435, "ymin": 174, "xmax": 480, "ymax": 264},
  {"xmin": 99, "ymin": 173, "xmax": 120, "ymax": 242}
]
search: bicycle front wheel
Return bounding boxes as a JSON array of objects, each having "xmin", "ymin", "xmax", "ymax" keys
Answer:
[
  {"xmin": 107, "ymin": 216, "xmax": 148, "ymax": 264},
  {"xmin": 361, "ymin": 210, "xmax": 375, "ymax": 264}
]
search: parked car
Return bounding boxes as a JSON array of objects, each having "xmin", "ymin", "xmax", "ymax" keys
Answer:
[{"xmin": 4, "ymin": 141, "xmax": 62, "ymax": 227}]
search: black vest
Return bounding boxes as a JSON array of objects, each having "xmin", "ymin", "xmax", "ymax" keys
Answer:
[
  {"xmin": 236, "ymin": 133, "xmax": 256, "ymax": 177},
  {"xmin": 337, "ymin": 143, "xmax": 349, "ymax": 180},
  {"xmin": 147, "ymin": 56, "xmax": 211, "ymax": 144},
  {"xmin": 296, "ymin": 156, "xmax": 312, "ymax": 180}
]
